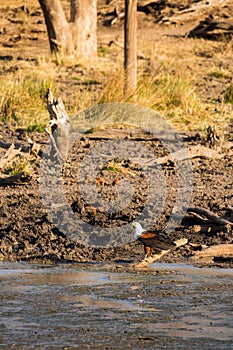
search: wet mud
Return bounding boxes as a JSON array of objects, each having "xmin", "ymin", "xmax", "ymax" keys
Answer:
[{"xmin": 0, "ymin": 262, "xmax": 233, "ymax": 349}]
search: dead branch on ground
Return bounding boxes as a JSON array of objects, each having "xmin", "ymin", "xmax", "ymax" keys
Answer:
[
  {"xmin": 0, "ymin": 172, "xmax": 30, "ymax": 185},
  {"xmin": 0, "ymin": 140, "xmax": 32, "ymax": 153},
  {"xmin": 191, "ymin": 244, "xmax": 233, "ymax": 262},
  {"xmin": 0, "ymin": 138, "xmax": 41, "ymax": 185},
  {"xmin": 134, "ymin": 238, "xmax": 188, "ymax": 268},
  {"xmin": 183, "ymin": 206, "xmax": 233, "ymax": 227},
  {"xmin": 188, "ymin": 17, "xmax": 233, "ymax": 39},
  {"xmin": 0, "ymin": 144, "xmax": 21, "ymax": 170}
]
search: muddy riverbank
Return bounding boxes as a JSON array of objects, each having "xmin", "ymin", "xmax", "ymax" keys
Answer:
[{"xmin": 0, "ymin": 123, "xmax": 232, "ymax": 267}]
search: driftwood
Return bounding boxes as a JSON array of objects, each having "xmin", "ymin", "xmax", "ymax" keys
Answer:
[
  {"xmin": 87, "ymin": 128, "xmax": 231, "ymax": 164},
  {"xmin": 111, "ymin": 12, "xmax": 125, "ymax": 26},
  {"xmin": 191, "ymin": 244, "xmax": 233, "ymax": 262},
  {"xmin": 0, "ymin": 144, "xmax": 21, "ymax": 170},
  {"xmin": 0, "ymin": 172, "xmax": 30, "ymax": 185},
  {"xmin": 161, "ymin": 0, "xmax": 229, "ymax": 25},
  {"xmin": 134, "ymin": 238, "xmax": 188, "ymax": 268},
  {"xmin": 102, "ymin": 0, "xmax": 232, "ymax": 29},
  {"xmin": 188, "ymin": 17, "xmax": 233, "ymax": 39},
  {"xmin": 0, "ymin": 140, "xmax": 32, "ymax": 153},
  {"xmin": 190, "ymin": 224, "xmax": 226, "ymax": 234},
  {"xmin": 0, "ymin": 137, "xmax": 42, "ymax": 185},
  {"xmin": 183, "ymin": 206, "xmax": 233, "ymax": 227},
  {"xmin": 87, "ymin": 128, "xmax": 161, "ymax": 140},
  {"xmin": 0, "ymin": 137, "xmax": 41, "ymax": 186},
  {"xmin": 45, "ymin": 89, "xmax": 71, "ymax": 163},
  {"xmin": 155, "ymin": 145, "xmax": 226, "ymax": 165},
  {"xmin": 0, "ymin": 139, "xmax": 41, "ymax": 155},
  {"xmin": 214, "ymin": 255, "xmax": 233, "ymax": 263}
]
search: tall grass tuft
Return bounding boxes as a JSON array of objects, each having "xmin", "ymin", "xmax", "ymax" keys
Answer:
[
  {"xmin": 0, "ymin": 52, "xmax": 232, "ymax": 132},
  {"xmin": 224, "ymin": 83, "xmax": 233, "ymax": 104},
  {"xmin": 94, "ymin": 66, "xmax": 203, "ymax": 130},
  {"xmin": 0, "ymin": 71, "xmax": 56, "ymax": 127}
]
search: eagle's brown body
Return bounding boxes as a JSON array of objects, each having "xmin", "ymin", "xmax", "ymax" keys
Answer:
[{"xmin": 137, "ymin": 231, "xmax": 176, "ymax": 256}]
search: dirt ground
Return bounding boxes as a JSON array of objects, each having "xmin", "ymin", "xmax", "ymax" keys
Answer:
[
  {"xmin": 0, "ymin": 1, "xmax": 233, "ymax": 267},
  {"xmin": 0, "ymin": 122, "xmax": 232, "ymax": 267}
]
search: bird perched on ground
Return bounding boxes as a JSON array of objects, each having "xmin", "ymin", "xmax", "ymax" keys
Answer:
[{"xmin": 132, "ymin": 222, "xmax": 176, "ymax": 258}]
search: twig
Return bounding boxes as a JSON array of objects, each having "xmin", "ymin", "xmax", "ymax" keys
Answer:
[
  {"xmin": 109, "ymin": 39, "xmax": 124, "ymax": 48},
  {"xmin": 111, "ymin": 12, "xmax": 125, "ymax": 25}
]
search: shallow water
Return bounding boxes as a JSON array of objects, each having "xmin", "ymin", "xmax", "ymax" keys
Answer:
[{"xmin": 0, "ymin": 262, "xmax": 232, "ymax": 349}]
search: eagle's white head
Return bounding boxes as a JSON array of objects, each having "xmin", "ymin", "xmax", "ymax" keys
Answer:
[{"xmin": 132, "ymin": 222, "xmax": 146, "ymax": 239}]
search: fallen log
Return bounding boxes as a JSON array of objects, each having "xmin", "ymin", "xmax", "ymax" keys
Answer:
[
  {"xmin": 190, "ymin": 224, "xmax": 226, "ymax": 234},
  {"xmin": 182, "ymin": 212, "xmax": 211, "ymax": 225},
  {"xmin": 162, "ymin": 0, "xmax": 229, "ymax": 25},
  {"xmin": 213, "ymin": 255, "xmax": 233, "ymax": 263},
  {"xmin": 223, "ymin": 206, "xmax": 233, "ymax": 215},
  {"xmin": 0, "ymin": 172, "xmax": 30, "ymax": 185},
  {"xmin": 134, "ymin": 238, "xmax": 188, "ymax": 268},
  {"xmin": 87, "ymin": 128, "xmax": 231, "ymax": 163},
  {"xmin": 183, "ymin": 206, "xmax": 233, "ymax": 227},
  {"xmin": 191, "ymin": 244, "xmax": 233, "ymax": 262},
  {"xmin": 155, "ymin": 144, "xmax": 226, "ymax": 165},
  {"xmin": 188, "ymin": 17, "xmax": 233, "ymax": 39},
  {"xmin": 0, "ymin": 140, "xmax": 31, "ymax": 152},
  {"xmin": 0, "ymin": 139, "xmax": 42, "ymax": 156}
]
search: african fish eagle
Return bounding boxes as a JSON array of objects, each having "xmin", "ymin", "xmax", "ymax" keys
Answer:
[{"xmin": 132, "ymin": 222, "xmax": 176, "ymax": 258}]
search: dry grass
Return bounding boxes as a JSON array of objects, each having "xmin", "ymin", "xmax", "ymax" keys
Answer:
[
  {"xmin": 0, "ymin": 60, "xmax": 56, "ymax": 129},
  {"xmin": 0, "ymin": 30, "xmax": 232, "ymax": 133},
  {"xmin": 224, "ymin": 83, "xmax": 233, "ymax": 104}
]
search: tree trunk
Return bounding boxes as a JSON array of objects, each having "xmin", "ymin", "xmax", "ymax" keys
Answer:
[
  {"xmin": 70, "ymin": 0, "xmax": 77, "ymax": 22},
  {"xmin": 124, "ymin": 0, "xmax": 137, "ymax": 95},
  {"xmin": 71, "ymin": 0, "xmax": 97, "ymax": 58},
  {"xmin": 38, "ymin": 0, "xmax": 74, "ymax": 54},
  {"xmin": 38, "ymin": 0, "xmax": 97, "ymax": 59}
]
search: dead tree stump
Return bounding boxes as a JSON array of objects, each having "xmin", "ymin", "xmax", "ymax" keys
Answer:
[{"xmin": 45, "ymin": 89, "xmax": 70, "ymax": 163}]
